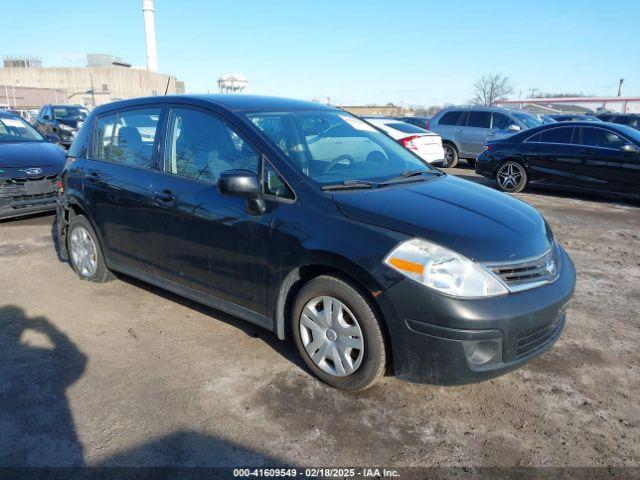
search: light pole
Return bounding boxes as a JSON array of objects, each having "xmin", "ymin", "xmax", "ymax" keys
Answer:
[{"xmin": 618, "ymin": 78, "xmax": 624, "ymax": 97}]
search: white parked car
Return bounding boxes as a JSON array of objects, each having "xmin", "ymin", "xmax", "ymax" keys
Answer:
[{"xmin": 364, "ymin": 117, "xmax": 444, "ymax": 164}]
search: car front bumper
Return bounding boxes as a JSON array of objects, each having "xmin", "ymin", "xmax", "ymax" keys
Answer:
[
  {"xmin": 0, "ymin": 176, "xmax": 60, "ymax": 220},
  {"xmin": 376, "ymin": 245, "xmax": 576, "ymax": 384},
  {"xmin": 475, "ymin": 152, "xmax": 499, "ymax": 179}
]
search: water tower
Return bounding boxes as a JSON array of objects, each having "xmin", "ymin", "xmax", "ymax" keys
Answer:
[{"xmin": 218, "ymin": 74, "xmax": 248, "ymax": 93}]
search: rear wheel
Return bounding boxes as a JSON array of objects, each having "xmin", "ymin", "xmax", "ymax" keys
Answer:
[
  {"xmin": 68, "ymin": 215, "xmax": 114, "ymax": 282},
  {"xmin": 496, "ymin": 160, "xmax": 528, "ymax": 193},
  {"xmin": 291, "ymin": 275, "xmax": 386, "ymax": 391},
  {"xmin": 442, "ymin": 143, "xmax": 459, "ymax": 168}
]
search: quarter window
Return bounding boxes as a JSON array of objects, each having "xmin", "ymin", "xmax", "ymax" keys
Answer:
[
  {"xmin": 165, "ymin": 108, "xmax": 260, "ymax": 183},
  {"xmin": 580, "ymin": 128, "xmax": 626, "ymax": 149},
  {"xmin": 263, "ymin": 162, "xmax": 294, "ymax": 200},
  {"xmin": 466, "ymin": 111, "xmax": 491, "ymax": 128},
  {"xmin": 438, "ymin": 110, "xmax": 465, "ymax": 126}
]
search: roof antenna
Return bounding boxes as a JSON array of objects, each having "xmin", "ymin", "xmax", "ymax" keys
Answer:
[{"xmin": 164, "ymin": 76, "xmax": 171, "ymax": 95}]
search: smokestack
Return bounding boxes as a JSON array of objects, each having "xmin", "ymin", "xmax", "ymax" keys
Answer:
[{"xmin": 142, "ymin": 0, "xmax": 159, "ymax": 73}]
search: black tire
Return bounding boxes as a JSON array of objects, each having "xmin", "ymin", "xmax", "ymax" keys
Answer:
[
  {"xmin": 466, "ymin": 157, "xmax": 476, "ymax": 167},
  {"xmin": 442, "ymin": 143, "xmax": 459, "ymax": 168},
  {"xmin": 291, "ymin": 275, "xmax": 387, "ymax": 391},
  {"xmin": 67, "ymin": 214, "xmax": 114, "ymax": 282},
  {"xmin": 495, "ymin": 160, "xmax": 528, "ymax": 193}
]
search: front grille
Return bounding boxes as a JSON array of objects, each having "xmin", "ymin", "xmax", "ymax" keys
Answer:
[
  {"xmin": 516, "ymin": 316, "xmax": 564, "ymax": 359},
  {"xmin": 0, "ymin": 174, "xmax": 59, "ymax": 210},
  {"xmin": 484, "ymin": 249, "xmax": 558, "ymax": 292}
]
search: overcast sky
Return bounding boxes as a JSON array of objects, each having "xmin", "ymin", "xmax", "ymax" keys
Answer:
[{"xmin": 3, "ymin": 0, "xmax": 639, "ymax": 106}]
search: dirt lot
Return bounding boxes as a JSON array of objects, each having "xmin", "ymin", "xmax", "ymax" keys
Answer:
[{"xmin": 1, "ymin": 166, "xmax": 639, "ymax": 470}]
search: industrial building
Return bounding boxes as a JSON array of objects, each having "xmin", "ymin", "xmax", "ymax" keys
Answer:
[
  {"xmin": 495, "ymin": 97, "xmax": 640, "ymax": 114},
  {"xmin": 0, "ymin": 55, "xmax": 185, "ymax": 109}
]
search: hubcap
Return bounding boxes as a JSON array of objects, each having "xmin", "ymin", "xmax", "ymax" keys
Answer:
[
  {"xmin": 299, "ymin": 296, "xmax": 364, "ymax": 377},
  {"xmin": 443, "ymin": 147, "xmax": 453, "ymax": 165},
  {"xmin": 69, "ymin": 226, "xmax": 98, "ymax": 277},
  {"xmin": 497, "ymin": 163, "xmax": 524, "ymax": 191}
]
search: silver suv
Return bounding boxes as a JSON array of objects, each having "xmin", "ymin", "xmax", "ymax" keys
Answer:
[{"xmin": 428, "ymin": 107, "xmax": 542, "ymax": 167}]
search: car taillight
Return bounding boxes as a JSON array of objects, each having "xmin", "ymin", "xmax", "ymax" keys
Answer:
[
  {"xmin": 399, "ymin": 135, "xmax": 420, "ymax": 150},
  {"xmin": 485, "ymin": 144, "xmax": 493, "ymax": 151},
  {"xmin": 56, "ymin": 179, "xmax": 64, "ymax": 193}
]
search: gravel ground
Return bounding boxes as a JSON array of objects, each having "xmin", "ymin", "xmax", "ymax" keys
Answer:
[{"xmin": 0, "ymin": 166, "xmax": 638, "ymax": 471}]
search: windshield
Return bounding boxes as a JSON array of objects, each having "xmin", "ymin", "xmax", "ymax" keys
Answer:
[
  {"xmin": 247, "ymin": 110, "xmax": 437, "ymax": 186},
  {"xmin": 0, "ymin": 116, "xmax": 44, "ymax": 143},
  {"xmin": 53, "ymin": 106, "xmax": 88, "ymax": 119},
  {"xmin": 513, "ymin": 112, "xmax": 542, "ymax": 129},
  {"xmin": 616, "ymin": 124, "xmax": 640, "ymax": 143}
]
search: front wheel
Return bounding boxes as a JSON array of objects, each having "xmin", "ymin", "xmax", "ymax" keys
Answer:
[
  {"xmin": 291, "ymin": 275, "xmax": 387, "ymax": 391},
  {"xmin": 496, "ymin": 160, "xmax": 528, "ymax": 193}
]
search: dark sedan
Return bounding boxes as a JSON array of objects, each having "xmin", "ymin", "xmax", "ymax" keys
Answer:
[
  {"xmin": 34, "ymin": 104, "xmax": 89, "ymax": 148},
  {"xmin": 0, "ymin": 111, "xmax": 66, "ymax": 220},
  {"xmin": 476, "ymin": 121, "xmax": 640, "ymax": 200}
]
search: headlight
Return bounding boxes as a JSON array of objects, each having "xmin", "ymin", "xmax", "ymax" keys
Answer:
[
  {"xmin": 58, "ymin": 123, "xmax": 74, "ymax": 131},
  {"xmin": 384, "ymin": 238, "xmax": 508, "ymax": 298}
]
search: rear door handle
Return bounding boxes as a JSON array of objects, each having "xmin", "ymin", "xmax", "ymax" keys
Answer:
[
  {"xmin": 86, "ymin": 171, "xmax": 100, "ymax": 183},
  {"xmin": 579, "ymin": 148, "xmax": 595, "ymax": 154},
  {"xmin": 153, "ymin": 189, "xmax": 175, "ymax": 205}
]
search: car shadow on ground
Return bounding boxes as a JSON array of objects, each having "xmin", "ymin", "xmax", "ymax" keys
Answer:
[
  {"xmin": 0, "ymin": 305, "xmax": 293, "ymax": 474},
  {"xmin": 115, "ymin": 273, "xmax": 305, "ymax": 371}
]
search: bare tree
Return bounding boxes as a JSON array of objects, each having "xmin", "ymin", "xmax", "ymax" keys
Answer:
[{"xmin": 471, "ymin": 73, "xmax": 513, "ymax": 106}]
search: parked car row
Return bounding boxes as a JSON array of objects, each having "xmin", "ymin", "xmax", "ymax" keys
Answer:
[
  {"xmin": 476, "ymin": 121, "xmax": 640, "ymax": 200},
  {"xmin": 425, "ymin": 106, "xmax": 543, "ymax": 168}
]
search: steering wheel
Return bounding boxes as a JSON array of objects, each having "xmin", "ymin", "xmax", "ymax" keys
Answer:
[{"xmin": 323, "ymin": 154, "xmax": 354, "ymax": 174}]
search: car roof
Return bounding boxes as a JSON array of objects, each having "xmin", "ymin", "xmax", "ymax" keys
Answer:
[
  {"xmin": 437, "ymin": 105, "xmax": 527, "ymax": 114},
  {"xmin": 510, "ymin": 120, "xmax": 632, "ymax": 138},
  {"xmin": 0, "ymin": 110, "xmax": 19, "ymax": 118},
  {"xmin": 91, "ymin": 94, "xmax": 334, "ymax": 116}
]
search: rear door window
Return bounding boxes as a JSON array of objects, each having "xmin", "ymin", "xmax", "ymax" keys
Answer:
[
  {"xmin": 466, "ymin": 111, "xmax": 491, "ymax": 128},
  {"xmin": 438, "ymin": 110, "xmax": 465, "ymax": 126},
  {"xmin": 110, "ymin": 108, "xmax": 161, "ymax": 168},
  {"xmin": 539, "ymin": 127, "xmax": 574, "ymax": 144}
]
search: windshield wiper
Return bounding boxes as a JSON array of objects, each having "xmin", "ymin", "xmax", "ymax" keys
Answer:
[
  {"xmin": 380, "ymin": 170, "xmax": 442, "ymax": 186},
  {"xmin": 321, "ymin": 179, "xmax": 380, "ymax": 191}
]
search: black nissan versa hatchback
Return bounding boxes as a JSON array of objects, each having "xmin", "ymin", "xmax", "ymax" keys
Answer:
[{"xmin": 57, "ymin": 95, "xmax": 576, "ymax": 390}]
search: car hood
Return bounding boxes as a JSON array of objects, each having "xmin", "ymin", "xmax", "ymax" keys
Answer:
[
  {"xmin": 0, "ymin": 141, "xmax": 66, "ymax": 168},
  {"xmin": 56, "ymin": 117, "xmax": 83, "ymax": 128},
  {"xmin": 333, "ymin": 175, "xmax": 552, "ymax": 263}
]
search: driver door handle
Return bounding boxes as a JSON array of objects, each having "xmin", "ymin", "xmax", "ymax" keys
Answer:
[{"xmin": 153, "ymin": 190, "xmax": 175, "ymax": 205}]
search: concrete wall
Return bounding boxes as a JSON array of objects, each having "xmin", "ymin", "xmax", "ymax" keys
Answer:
[{"xmin": 0, "ymin": 67, "xmax": 184, "ymax": 108}]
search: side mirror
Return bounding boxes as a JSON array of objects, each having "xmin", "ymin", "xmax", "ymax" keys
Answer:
[
  {"xmin": 46, "ymin": 133, "xmax": 61, "ymax": 145},
  {"xmin": 508, "ymin": 124, "xmax": 522, "ymax": 132},
  {"xmin": 218, "ymin": 169, "xmax": 266, "ymax": 214},
  {"xmin": 621, "ymin": 143, "xmax": 639, "ymax": 154}
]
